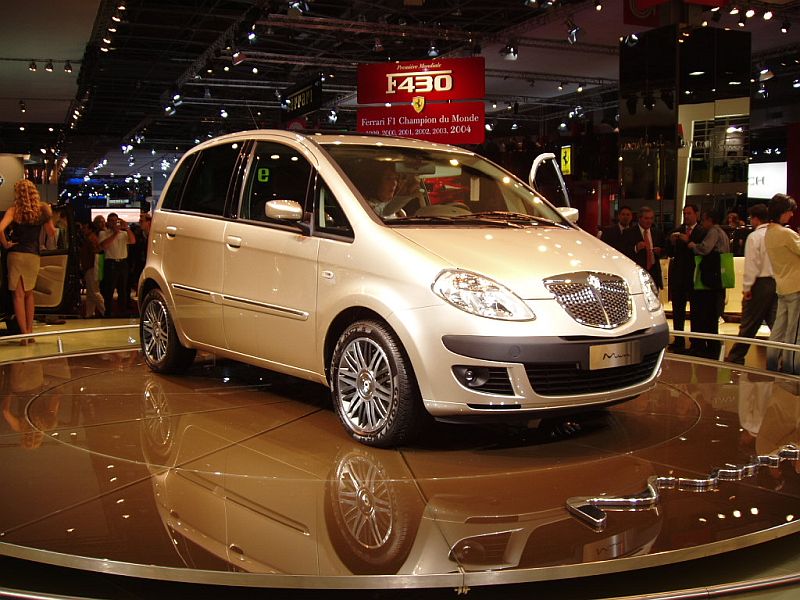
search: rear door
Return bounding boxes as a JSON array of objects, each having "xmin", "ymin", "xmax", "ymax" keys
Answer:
[{"xmin": 160, "ymin": 141, "xmax": 243, "ymax": 349}]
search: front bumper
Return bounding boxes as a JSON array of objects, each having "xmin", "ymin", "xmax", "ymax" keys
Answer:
[{"xmin": 416, "ymin": 322, "xmax": 669, "ymax": 417}]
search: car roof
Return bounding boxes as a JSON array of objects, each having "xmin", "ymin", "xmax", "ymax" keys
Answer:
[{"xmin": 187, "ymin": 129, "xmax": 476, "ymax": 156}]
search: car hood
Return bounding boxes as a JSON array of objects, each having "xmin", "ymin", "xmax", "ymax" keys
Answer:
[{"xmin": 394, "ymin": 226, "xmax": 641, "ymax": 299}]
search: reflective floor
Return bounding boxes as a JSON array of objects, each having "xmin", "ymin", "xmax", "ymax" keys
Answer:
[{"xmin": 0, "ymin": 349, "xmax": 799, "ymax": 595}]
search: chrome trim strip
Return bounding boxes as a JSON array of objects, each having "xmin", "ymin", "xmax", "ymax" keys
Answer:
[
  {"xmin": 221, "ymin": 293, "xmax": 309, "ymax": 320},
  {"xmin": 171, "ymin": 283, "xmax": 212, "ymax": 297},
  {"xmin": 567, "ymin": 443, "xmax": 800, "ymax": 531}
]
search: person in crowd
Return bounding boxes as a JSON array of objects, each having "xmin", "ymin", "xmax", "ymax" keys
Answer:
[
  {"xmin": 597, "ymin": 205, "xmax": 633, "ymax": 253},
  {"xmin": 724, "ymin": 210, "xmax": 749, "ymax": 256},
  {"xmin": 623, "ymin": 206, "xmax": 665, "ymax": 289},
  {"xmin": 98, "ymin": 212, "xmax": 135, "ymax": 316},
  {"xmin": 764, "ymin": 194, "xmax": 800, "ymax": 374},
  {"xmin": 78, "ymin": 221, "xmax": 105, "ymax": 318},
  {"xmin": 0, "ymin": 180, "xmax": 56, "ymax": 343},
  {"xmin": 688, "ymin": 209, "xmax": 730, "ymax": 358},
  {"xmin": 725, "ymin": 204, "xmax": 776, "ymax": 365},
  {"xmin": 666, "ymin": 203, "xmax": 705, "ymax": 353}
]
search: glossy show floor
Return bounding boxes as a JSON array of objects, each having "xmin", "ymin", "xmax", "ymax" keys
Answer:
[{"xmin": 0, "ymin": 344, "xmax": 799, "ymax": 597}]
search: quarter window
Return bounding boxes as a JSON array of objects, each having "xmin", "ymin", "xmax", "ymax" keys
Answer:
[
  {"xmin": 160, "ymin": 153, "xmax": 195, "ymax": 210},
  {"xmin": 241, "ymin": 142, "xmax": 312, "ymax": 222},
  {"xmin": 179, "ymin": 143, "xmax": 241, "ymax": 216},
  {"xmin": 314, "ymin": 176, "xmax": 352, "ymax": 238}
]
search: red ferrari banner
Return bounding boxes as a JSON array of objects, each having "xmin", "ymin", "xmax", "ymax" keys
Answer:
[
  {"xmin": 358, "ymin": 57, "xmax": 485, "ymax": 105},
  {"xmin": 357, "ymin": 102, "xmax": 485, "ymax": 145}
]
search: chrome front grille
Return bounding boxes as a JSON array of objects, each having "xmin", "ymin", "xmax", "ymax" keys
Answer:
[{"xmin": 544, "ymin": 272, "xmax": 632, "ymax": 329}]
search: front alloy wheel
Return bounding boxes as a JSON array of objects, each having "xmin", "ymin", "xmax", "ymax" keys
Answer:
[{"xmin": 331, "ymin": 320, "xmax": 427, "ymax": 447}]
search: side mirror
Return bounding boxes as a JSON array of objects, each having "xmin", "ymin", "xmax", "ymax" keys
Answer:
[
  {"xmin": 265, "ymin": 199, "xmax": 303, "ymax": 221},
  {"xmin": 557, "ymin": 206, "xmax": 579, "ymax": 224}
]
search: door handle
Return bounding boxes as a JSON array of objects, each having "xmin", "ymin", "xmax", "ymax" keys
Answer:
[
  {"xmin": 226, "ymin": 235, "xmax": 242, "ymax": 248},
  {"xmin": 165, "ymin": 225, "xmax": 177, "ymax": 237}
]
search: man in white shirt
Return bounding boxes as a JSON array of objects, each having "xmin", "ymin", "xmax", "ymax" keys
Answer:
[
  {"xmin": 725, "ymin": 204, "xmax": 777, "ymax": 364},
  {"xmin": 98, "ymin": 212, "xmax": 135, "ymax": 316}
]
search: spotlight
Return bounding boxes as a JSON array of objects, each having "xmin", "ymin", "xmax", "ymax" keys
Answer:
[
  {"xmin": 781, "ymin": 19, "xmax": 790, "ymax": 33},
  {"xmin": 595, "ymin": 0, "xmax": 602, "ymax": 10},
  {"xmin": 524, "ymin": 0, "xmax": 538, "ymax": 6},
  {"xmin": 577, "ymin": 82, "xmax": 584, "ymax": 93},
  {"xmin": 745, "ymin": 8, "xmax": 755, "ymax": 18},
  {"xmin": 64, "ymin": 60, "xmax": 73, "ymax": 73},
  {"xmin": 763, "ymin": 10, "xmax": 773, "ymax": 20},
  {"xmin": 28, "ymin": 60, "xmax": 37, "ymax": 71},
  {"xmin": 247, "ymin": 27, "xmax": 256, "ymax": 42},
  {"xmin": 327, "ymin": 109, "xmax": 338, "ymax": 124},
  {"xmin": 759, "ymin": 66, "xmax": 774, "ymax": 81},
  {"xmin": 485, "ymin": 122, "xmax": 494, "ymax": 132},
  {"xmin": 19, "ymin": 100, "xmax": 26, "ymax": 113},
  {"xmin": 164, "ymin": 105, "xmax": 176, "ymax": 116},
  {"xmin": 252, "ymin": 66, "xmax": 258, "ymax": 74},
  {"xmin": 45, "ymin": 59, "xmax": 54, "ymax": 72},
  {"xmin": 511, "ymin": 122, "xmax": 519, "ymax": 130},
  {"xmin": 566, "ymin": 19, "xmax": 581, "ymax": 45},
  {"xmin": 232, "ymin": 50, "xmax": 246, "ymax": 65},
  {"xmin": 793, "ymin": 78, "xmax": 800, "ymax": 88},
  {"xmin": 112, "ymin": 11, "xmax": 122, "ymax": 22},
  {"xmin": 623, "ymin": 33, "xmax": 639, "ymax": 47},
  {"xmin": 427, "ymin": 41, "xmax": 440, "ymax": 57},
  {"xmin": 373, "ymin": 37, "xmax": 384, "ymax": 52},
  {"xmin": 220, "ymin": 107, "xmax": 228, "ymax": 118},
  {"xmin": 558, "ymin": 81, "xmax": 565, "ymax": 90},
  {"xmin": 500, "ymin": 40, "xmax": 518, "ymax": 60},
  {"xmin": 738, "ymin": 15, "xmax": 746, "ymax": 27},
  {"xmin": 288, "ymin": 1, "xmax": 308, "ymax": 17},
  {"xmin": 172, "ymin": 92, "xmax": 183, "ymax": 105},
  {"xmin": 729, "ymin": 5, "xmax": 739, "ymax": 15},
  {"xmin": 117, "ymin": 1, "xmax": 126, "ymax": 9}
]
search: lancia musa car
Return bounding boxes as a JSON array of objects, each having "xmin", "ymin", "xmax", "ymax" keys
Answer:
[{"xmin": 139, "ymin": 131, "xmax": 668, "ymax": 447}]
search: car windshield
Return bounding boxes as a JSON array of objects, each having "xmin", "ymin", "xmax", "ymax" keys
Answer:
[{"xmin": 322, "ymin": 143, "xmax": 568, "ymax": 227}]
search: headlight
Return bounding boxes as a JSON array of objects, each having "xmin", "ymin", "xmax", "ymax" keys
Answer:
[
  {"xmin": 639, "ymin": 268, "xmax": 662, "ymax": 312},
  {"xmin": 432, "ymin": 270, "xmax": 535, "ymax": 321}
]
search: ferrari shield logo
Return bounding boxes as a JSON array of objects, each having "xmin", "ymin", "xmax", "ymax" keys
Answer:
[{"xmin": 412, "ymin": 96, "xmax": 425, "ymax": 113}]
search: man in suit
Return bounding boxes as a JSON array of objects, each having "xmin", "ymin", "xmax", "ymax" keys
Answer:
[
  {"xmin": 623, "ymin": 206, "xmax": 666, "ymax": 289},
  {"xmin": 666, "ymin": 204, "xmax": 705, "ymax": 352},
  {"xmin": 597, "ymin": 205, "xmax": 633, "ymax": 253}
]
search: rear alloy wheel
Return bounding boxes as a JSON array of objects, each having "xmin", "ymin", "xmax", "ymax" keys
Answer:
[
  {"xmin": 140, "ymin": 288, "xmax": 195, "ymax": 373},
  {"xmin": 331, "ymin": 320, "xmax": 427, "ymax": 447}
]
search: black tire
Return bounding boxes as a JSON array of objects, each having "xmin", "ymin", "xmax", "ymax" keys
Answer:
[
  {"xmin": 140, "ymin": 288, "xmax": 196, "ymax": 373},
  {"xmin": 330, "ymin": 319, "xmax": 428, "ymax": 447}
]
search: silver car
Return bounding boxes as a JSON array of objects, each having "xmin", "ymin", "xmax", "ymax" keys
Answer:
[{"xmin": 139, "ymin": 131, "xmax": 668, "ymax": 447}]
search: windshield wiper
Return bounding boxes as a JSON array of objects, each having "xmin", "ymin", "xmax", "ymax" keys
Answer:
[
  {"xmin": 391, "ymin": 214, "xmax": 521, "ymax": 228},
  {"xmin": 462, "ymin": 210, "xmax": 567, "ymax": 227},
  {"xmin": 390, "ymin": 215, "xmax": 456, "ymax": 225}
]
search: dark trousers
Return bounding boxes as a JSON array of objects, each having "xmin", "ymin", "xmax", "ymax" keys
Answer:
[
  {"xmin": 670, "ymin": 284, "xmax": 693, "ymax": 348},
  {"xmin": 726, "ymin": 277, "xmax": 777, "ymax": 363},
  {"xmin": 691, "ymin": 289, "xmax": 725, "ymax": 357},
  {"xmin": 102, "ymin": 258, "xmax": 129, "ymax": 316}
]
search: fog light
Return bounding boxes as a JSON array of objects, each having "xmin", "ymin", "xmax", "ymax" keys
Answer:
[{"xmin": 453, "ymin": 366, "xmax": 490, "ymax": 388}]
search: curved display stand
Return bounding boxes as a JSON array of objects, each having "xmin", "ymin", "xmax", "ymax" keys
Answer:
[{"xmin": 0, "ymin": 350, "xmax": 799, "ymax": 592}]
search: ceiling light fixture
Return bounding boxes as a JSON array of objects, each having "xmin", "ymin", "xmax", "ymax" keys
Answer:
[
  {"xmin": 117, "ymin": 1, "xmax": 126, "ymax": 10},
  {"xmin": 287, "ymin": 1, "xmax": 308, "ymax": 17},
  {"xmin": 19, "ymin": 100, "xmax": 26, "ymax": 113},
  {"xmin": 558, "ymin": 81, "xmax": 565, "ymax": 90},
  {"xmin": 64, "ymin": 60, "xmax": 73, "ymax": 73},
  {"xmin": 729, "ymin": 5, "xmax": 739, "ymax": 15},
  {"xmin": 781, "ymin": 19, "xmax": 790, "ymax": 33},
  {"xmin": 427, "ymin": 41, "xmax": 440, "ymax": 57},
  {"xmin": 745, "ymin": 8, "xmax": 755, "ymax": 18},
  {"xmin": 499, "ymin": 40, "xmax": 518, "ymax": 60},
  {"xmin": 45, "ymin": 59, "xmax": 54, "ymax": 72},
  {"xmin": 112, "ymin": 11, "xmax": 121, "ymax": 22},
  {"xmin": 577, "ymin": 82, "xmax": 584, "ymax": 92},
  {"xmin": 595, "ymin": 0, "xmax": 602, "ymax": 11},
  {"xmin": 566, "ymin": 18, "xmax": 581, "ymax": 45},
  {"xmin": 28, "ymin": 60, "xmax": 37, "ymax": 71},
  {"xmin": 220, "ymin": 107, "xmax": 229, "ymax": 118},
  {"xmin": 763, "ymin": 10, "xmax": 773, "ymax": 20}
]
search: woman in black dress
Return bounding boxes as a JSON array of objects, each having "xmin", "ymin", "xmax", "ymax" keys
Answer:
[{"xmin": 0, "ymin": 180, "xmax": 56, "ymax": 343}]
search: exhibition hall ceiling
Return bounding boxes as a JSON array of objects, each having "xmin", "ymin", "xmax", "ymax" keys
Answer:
[{"xmin": 0, "ymin": 0, "xmax": 799, "ymax": 182}]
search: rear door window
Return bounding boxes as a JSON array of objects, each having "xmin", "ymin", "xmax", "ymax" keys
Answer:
[
  {"xmin": 160, "ymin": 153, "xmax": 196, "ymax": 210},
  {"xmin": 179, "ymin": 143, "xmax": 241, "ymax": 216}
]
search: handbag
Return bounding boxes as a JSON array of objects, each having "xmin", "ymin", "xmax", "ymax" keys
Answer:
[{"xmin": 693, "ymin": 252, "xmax": 735, "ymax": 290}]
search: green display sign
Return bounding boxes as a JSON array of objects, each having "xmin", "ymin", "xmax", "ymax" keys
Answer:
[{"xmin": 258, "ymin": 167, "xmax": 270, "ymax": 182}]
